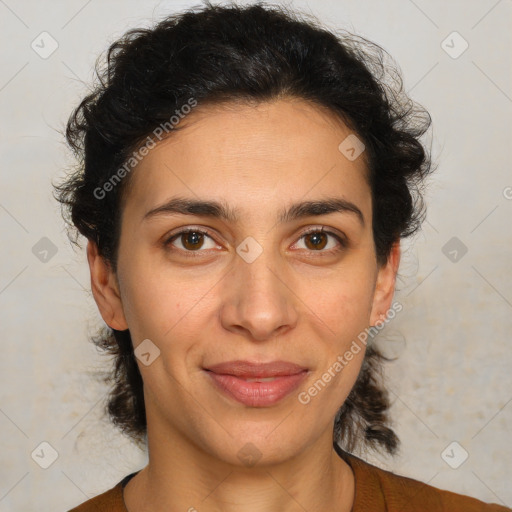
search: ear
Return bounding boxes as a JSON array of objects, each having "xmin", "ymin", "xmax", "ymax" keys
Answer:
[
  {"xmin": 369, "ymin": 241, "xmax": 401, "ymax": 326},
  {"xmin": 86, "ymin": 240, "xmax": 128, "ymax": 331}
]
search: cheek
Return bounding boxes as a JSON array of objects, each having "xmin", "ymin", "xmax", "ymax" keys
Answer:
[
  {"xmin": 296, "ymin": 257, "xmax": 376, "ymax": 396},
  {"xmin": 117, "ymin": 257, "xmax": 219, "ymax": 351},
  {"xmin": 300, "ymin": 264, "xmax": 376, "ymax": 341}
]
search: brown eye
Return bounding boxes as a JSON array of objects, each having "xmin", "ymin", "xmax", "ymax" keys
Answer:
[
  {"xmin": 166, "ymin": 229, "xmax": 218, "ymax": 252},
  {"xmin": 294, "ymin": 228, "xmax": 346, "ymax": 254},
  {"xmin": 181, "ymin": 231, "xmax": 205, "ymax": 250},
  {"xmin": 304, "ymin": 231, "xmax": 328, "ymax": 250}
]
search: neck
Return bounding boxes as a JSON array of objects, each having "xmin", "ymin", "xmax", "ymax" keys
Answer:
[{"xmin": 124, "ymin": 420, "xmax": 354, "ymax": 512}]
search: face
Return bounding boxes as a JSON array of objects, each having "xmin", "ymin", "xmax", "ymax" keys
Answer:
[{"xmin": 88, "ymin": 98, "xmax": 399, "ymax": 467}]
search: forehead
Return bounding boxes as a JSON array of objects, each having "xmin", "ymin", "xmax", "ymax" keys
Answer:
[{"xmin": 122, "ymin": 98, "xmax": 371, "ymax": 221}]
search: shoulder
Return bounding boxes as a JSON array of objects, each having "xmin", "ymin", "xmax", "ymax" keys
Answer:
[
  {"xmin": 342, "ymin": 451, "xmax": 510, "ymax": 512},
  {"xmin": 66, "ymin": 480, "xmax": 126, "ymax": 512}
]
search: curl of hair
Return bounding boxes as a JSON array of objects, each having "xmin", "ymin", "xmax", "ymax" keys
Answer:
[{"xmin": 54, "ymin": 1, "xmax": 433, "ymax": 455}]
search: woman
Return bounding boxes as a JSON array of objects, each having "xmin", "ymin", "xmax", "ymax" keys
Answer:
[{"xmin": 54, "ymin": 2, "xmax": 510, "ymax": 511}]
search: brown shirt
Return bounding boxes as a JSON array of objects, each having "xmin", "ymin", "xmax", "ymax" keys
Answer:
[{"xmin": 68, "ymin": 448, "xmax": 510, "ymax": 511}]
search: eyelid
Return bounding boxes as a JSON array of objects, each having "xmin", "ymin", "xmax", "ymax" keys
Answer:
[
  {"xmin": 164, "ymin": 226, "xmax": 220, "ymax": 251},
  {"xmin": 296, "ymin": 225, "xmax": 347, "ymax": 243},
  {"xmin": 291, "ymin": 225, "xmax": 347, "ymax": 253},
  {"xmin": 164, "ymin": 224, "xmax": 347, "ymax": 253}
]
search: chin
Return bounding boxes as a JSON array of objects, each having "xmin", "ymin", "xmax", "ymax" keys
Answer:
[{"xmin": 201, "ymin": 427, "xmax": 310, "ymax": 469}]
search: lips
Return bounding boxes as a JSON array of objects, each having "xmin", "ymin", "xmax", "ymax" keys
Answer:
[
  {"xmin": 204, "ymin": 360, "xmax": 308, "ymax": 407},
  {"xmin": 205, "ymin": 360, "xmax": 307, "ymax": 378}
]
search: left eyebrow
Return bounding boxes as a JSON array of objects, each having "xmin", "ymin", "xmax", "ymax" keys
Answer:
[
  {"xmin": 279, "ymin": 197, "xmax": 365, "ymax": 226},
  {"xmin": 142, "ymin": 196, "xmax": 365, "ymax": 227}
]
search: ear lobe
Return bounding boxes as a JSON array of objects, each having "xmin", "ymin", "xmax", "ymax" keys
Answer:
[
  {"xmin": 86, "ymin": 240, "xmax": 128, "ymax": 331},
  {"xmin": 369, "ymin": 241, "xmax": 401, "ymax": 326}
]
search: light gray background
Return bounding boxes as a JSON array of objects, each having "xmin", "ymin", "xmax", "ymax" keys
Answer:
[{"xmin": 1, "ymin": 0, "xmax": 511, "ymax": 510}]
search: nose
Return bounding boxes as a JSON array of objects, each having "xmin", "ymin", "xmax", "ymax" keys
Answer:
[{"xmin": 219, "ymin": 248, "xmax": 299, "ymax": 342}]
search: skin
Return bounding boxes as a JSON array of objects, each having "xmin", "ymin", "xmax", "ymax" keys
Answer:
[{"xmin": 87, "ymin": 97, "xmax": 400, "ymax": 512}]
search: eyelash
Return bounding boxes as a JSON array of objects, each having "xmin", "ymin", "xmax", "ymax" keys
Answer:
[{"xmin": 163, "ymin": 226, "xmax": 347, "ymax": 257}]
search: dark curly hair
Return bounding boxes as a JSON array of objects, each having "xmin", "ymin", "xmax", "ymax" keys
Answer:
[{"xmin": 53, "ymin": 1, "xmax": 432, "ymax": 456}]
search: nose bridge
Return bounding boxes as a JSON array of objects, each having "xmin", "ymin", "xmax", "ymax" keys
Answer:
[
  {"xmin": 221, "ymin": 239, "xmax": 297, "ymax": 339},
  {"xmin": 237, "ymin": 240, "xmax": 287, "ymax": 307},
  {"xmin": 240, "ymin": 244, "xmax": 282, "ymax": 297}
]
